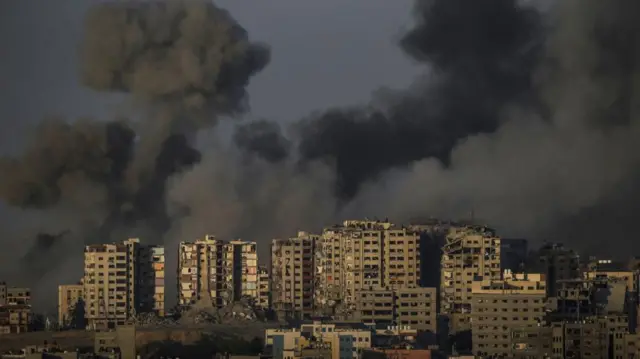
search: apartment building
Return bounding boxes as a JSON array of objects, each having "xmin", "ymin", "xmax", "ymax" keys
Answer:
[
  {"xmin": 315, "ymin": 220, "xmax": 421, "ymax": 318},
  {"xmin": 178, "ymin": 236, "xmax": 258, "ymax": 308},
  {"xmin": 471, "ymin": 271, "xmax": 546, "ymax": 358},
  {"xmin": 271, "ymin": 231, "xmax": 317, "ymax": 319},
  {"xmin": 441, "ymin": 225, "xmax": 502, "ymax": 333},
  {"xmin": 225, "ymin": 239, "xmax": 258, "ymax": 301},
  {"xmin": 178, "ymin": 235, "xmax": 225, "ymax": 307},
  {"xmin": 257, "ymin": 266, "xmax": 270, "ymax": 309},
  {"xmin": 83, "ymin": 238, "xmax": 164, "ymax": 330},
  {"xmin": 356, "ymin": 287, "xmax": 437, "ymax": 332},
  {"xmin": 0, "ymin": 282, "xmax": 32, "ymax": 334},
  {"xmin": 537, "ymin": 243, "xmax": 580, "ymax": 297},
  {"xmin": 58, "ymin": 283, "xmax": 83, "ymax": 328},
  {"xmin": 266, "ymin": 321, "xmax": 372, "ymax": 359}
]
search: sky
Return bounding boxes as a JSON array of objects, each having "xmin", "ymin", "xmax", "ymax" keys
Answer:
[{"xmin": 0, "ymin": 0, "xmax": 422, "ymax": 155}]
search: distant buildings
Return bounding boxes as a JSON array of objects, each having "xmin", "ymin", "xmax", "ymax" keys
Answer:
[
  {"xmin": 83, "ymin": 238, "xmax": 164, "ymax": 330},
  {"xmin": 0, "ymin": 282, "xmax": 31, "ymax": 334}
]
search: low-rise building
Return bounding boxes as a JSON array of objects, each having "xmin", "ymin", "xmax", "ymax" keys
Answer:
[{"xmin": 0, "ymin": 304, "xmax": 31, "ymax": 334}]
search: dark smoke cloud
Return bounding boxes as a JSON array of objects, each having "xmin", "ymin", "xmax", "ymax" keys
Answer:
[
  {"xmin": 81, "ymin": 0, "xmax": 270, "ymax": 123},
  {"xmin": 0, "ymin": 0, "xmax": 267, "ymax": 306},
  {"xmin": 184, "ymin": 0, "xmax": 640, "ymax": 259},
  {"xmin": 291, "ymin": 0, "xmax": 543, "ymax": 200},
  {"xmin": 233, "ymin": 120, "xmax": 290, "ymax": 163}
]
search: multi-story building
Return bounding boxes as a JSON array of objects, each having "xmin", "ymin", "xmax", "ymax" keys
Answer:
[
  {"xmin": 178, "ymin": 236, "xmax": 259, "ymax": 308},
  {"xmin": 356, "ymin": 287, "xmax": 437, "ymax": 333},
  {"xmin": 0, "ymin": 282, "xmax": 32, "ymax": 334},
  {"xmin": 536, "ymin": 243, "xmax": 580, "ymax": 297},
  {"xmin": 441, "ymin": 225, "xmax": 502, "ymax": 334},
  {"xmin": 471, "ymin": 271, "xmax": 546, "ymax": 358},
  {"xmin": 315, "ymin": 220, "xmax": 422, "ymax": 318},
  {"xmin": 265, "ymin": 321, "xmax": 372, "ymax": 359},
  {"xmin": 83, "ymin": 238, "xmax": 164, "ymax": 330},
  {"xmin": 257, "ymin": 266, "xmax": 270, "ymax": 310},
  {"xmin": 58, "ymin": 283, "xmax": 84, "ymax": 328},
  {"xmin": 178, "ymin": 235, "xmax": 225, "ymax": 307},
  {"xmin": 225, "ymin": 240, "xmax": 258, "ymax": 302},
  {"xmin": 271, "ymin": 231, "xmax": 317, "ymax": 319}
]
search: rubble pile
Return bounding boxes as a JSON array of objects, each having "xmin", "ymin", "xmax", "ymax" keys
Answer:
[{"xmin": 133, "ymin": 312, "xmax": 179, "ymax": 327}]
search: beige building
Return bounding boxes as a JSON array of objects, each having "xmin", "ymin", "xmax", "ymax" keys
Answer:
[
  {"xmin": 356, "ymin": 287, "xmax": 437, "ymax": 332},
  {"xmin": 58, "ymin": 283, "xmax": 83, "ymax": 328},
  {"xmin": 257, "ymin": 266, "xmax": 270, "ymax": 309},
  {"xmin": 178, "ymin": 236, "xmax": 258, "ymax": 308},
  {"xmin": 83, "ymin": 238, "xmax": 164, "ymax": 330},
  {"xmin": 471, "ymin": 271, "xmax": 546, "ymax": 358},
  {"xmin": 315, "ymin": 220, "xmax": 421, "ymax": 318},
  {"xmin": 0, "ymin": 282, "xmax": 32, "ymax": 334},
  {"xmin": 225, "ymin": 240, "xmax": 259, "ymax": 301},
  {"xmin": 265, "ymin": 321, "xmax": 372, "ymax": 359},
  {"xmin": 441, "ymin": 225, "xmax": 502, "ymax": 333},
  {"xmin": 271, "ymin": 231, "xmax": 318, "ymax": 319}
]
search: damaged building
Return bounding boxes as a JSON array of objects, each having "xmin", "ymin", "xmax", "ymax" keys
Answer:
[
  {"xmin": 178, "ymin": 236, "xmax": 258, "ymax": 309},
  {"xmin": 271, "ymin": 231, "xmax": 318, "ymax": 320},
  {"xmin": 314, "ymin": 220, "xmax": 423, "ymax": 319}
]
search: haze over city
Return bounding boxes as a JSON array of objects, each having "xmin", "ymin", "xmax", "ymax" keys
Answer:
[{"xmin": 0, "ymin": 1, "xmax": 639, "ymax": 357}]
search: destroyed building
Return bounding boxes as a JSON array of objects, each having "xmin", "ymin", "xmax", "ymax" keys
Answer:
[{"xmin": 178, "ymin": 236, "xmax": 259, "ymax": 309}]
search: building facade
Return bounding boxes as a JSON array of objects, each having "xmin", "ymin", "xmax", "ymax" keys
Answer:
[
  {"xmin": 257, "ymin": 265, "xmax": 270, "ymax": 310},
  {"xmin": 315, "ymin": 220, "xmax": 422, "ymax": 318},
  {"xmin": 271, "ymin": 231, "xmax": 318, "ymax": 319},
  {"xmin": 58, "ymin": 283, "xmax": 83, "ymax": 328},
  {"xmin": 356, "ymin": 287, "xmax": 437, "ymax": 332},
  {"xmin": 441, "ymin": 225, "xmax": 502, "ymax": 333},
  {"xmin": 178, "ymin": 236, "xmax": 258, "ymax": 308},
  {"xmin": 471, "ymin": 271, "xmax": 546, "ymax": 358},
  {"xmin": 83, "ymin": 238, "xmax": 164, "ymax": 330}
]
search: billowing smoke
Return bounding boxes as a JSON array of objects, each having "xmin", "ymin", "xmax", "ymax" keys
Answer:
[
  {"xmin": 175, "ymin": 0, "xmax": 640, "ymax": 257},
  {"xmin": 3, "ymin": 0, "xmax": 640, "ymax": 310},
  {"xmin": 0, "ymin": 0, "xmax": 268, "ymax": 307}
]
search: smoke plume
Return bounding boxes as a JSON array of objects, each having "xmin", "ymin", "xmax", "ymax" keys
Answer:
[{"xmin": 0, "ymin": 0, "xmax": 268, "ymax": 306}]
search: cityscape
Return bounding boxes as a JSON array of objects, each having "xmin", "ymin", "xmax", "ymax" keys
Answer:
[
  {"xmin": 1, "ymin": 218, "xmax": 640, "ymax": 359},
  {"xmin": 1, "ymin": 0, "xmax": 638, "ymax": 358}
]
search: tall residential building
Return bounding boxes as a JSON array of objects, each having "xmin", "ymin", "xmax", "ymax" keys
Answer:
[
  {"xmin": 441, "ymin": 225, "xmax": 502, "ymax": 334},
  {"xmin": 83, "ymin": 238, "xmax": 164, "ymax": 330},
  {"xmin": 225, "ymin": 240, "xmax": 258, "ymax": 302},
  {"xmin": 315, "ymin": 220, "xmax": 422, "ymax": 318},
  {"xmin": 271, "ymin": 231, "xmax": 318, "ymax": 319},
  {"xmin": 58, "ymin": 283, "xmax": 84, "ymax": 328},
  {"xmin": 471, "ymin": 271, "xmax": 546, "ymax": 358},
  {"xmin": 178, "ymin": 236, "xmax": 259, "ymax": 308},
  {"xmin": 178, "ymin": 235, "xmax": 225, "ymax": 307},
  {"xmin": 257, "ymin": 266, "xmax": 270, "ymax": 310}
]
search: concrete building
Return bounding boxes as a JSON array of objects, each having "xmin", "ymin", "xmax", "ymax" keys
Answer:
[
  {"xmin": 257, "ymin": 266, "xmax": 270, "ymax": 310},
  {"xmin": 537, "ymin": 243, "xmax": 580, "ymax": 297},
  {"xmin": 266, "ymin": 321, "xmax": 372, "ymax": 359},
  {"xmin": 179, "ymin": 236, "xmax": 259, "ymax": 309},
  {"xmin": 83, "ymin": 238, "xmax": 164, "ymax": 330},
  {"xmin": 356, "ymin": 287, "xmax": 437, "ymax": 333},
  {"xmin": 0, "ymin": 282, "xmax": 32, "ymax": 334},
  {"xmin": 315, "ymin": 220, "xmax": 422, "ymax": 318},
  {"xmin": 178, "ymin": 235, "xmax": 225, "ymax": 307},
  {"xmin": 271, "ymin": 231, "xmax": 318, "ymax": 319},
  {"xmin": 225, "ymin": 240, "xmax": 259, "ymax": 302},
  {"xmin": 471, "ymin": 271, "xmax": 546, "ymax": 358},
  {"xmin": 510, "ymin": 326, "xmax": 553, "ymax": 359},
  {"xmin": 441, "ymin": 225, "xmax": 502, "ymax": 334},
  {"xmin": 57, "ymin": 283, "xmax": 83, "ymax": 328}
]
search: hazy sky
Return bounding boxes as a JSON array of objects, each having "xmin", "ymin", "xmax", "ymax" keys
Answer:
[{"xmin": 0, "ymin": 0, "xmax": 422, "ymax": 154}]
